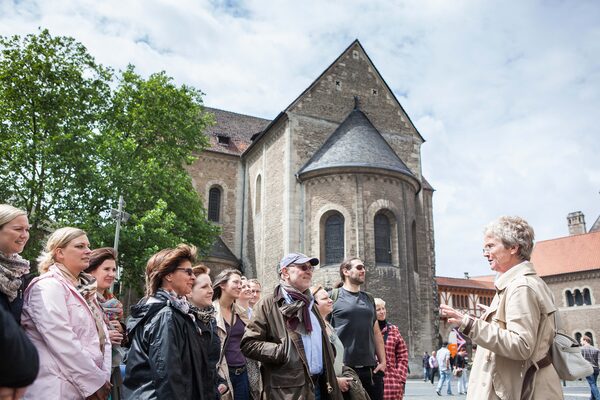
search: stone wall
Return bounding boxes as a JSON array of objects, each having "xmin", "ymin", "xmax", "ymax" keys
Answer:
[
  {"xmin": 187, "ymin": 151, "xmax": 242, "ymax": 256},
  {"xmin": 544, "ymin": 270, "xmax": 600, "ymax": 344}
]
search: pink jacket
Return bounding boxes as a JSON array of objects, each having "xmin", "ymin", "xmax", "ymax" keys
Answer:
[{"xmin": 21, "ymin": 265, "xmax": 111, "ymax": 399}]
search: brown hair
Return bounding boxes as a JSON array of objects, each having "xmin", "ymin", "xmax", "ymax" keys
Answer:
[
  {"xmin": 212, "ymin": 268, "xmax": 242, "ymax": 300},
  {"xmin": 145, "ymin": 244, "xmax": 197, "ymax": 296},
  {"xmin": 193, "ymin": 264, "xmax": 209, "ymax": 277},
  {"xmin": 85, "ymin": 247, "xmax": 117, "ymax": 273},
  {"xmin": 335, "ymin": 257, "xmax": 361, "ymax": 287}
]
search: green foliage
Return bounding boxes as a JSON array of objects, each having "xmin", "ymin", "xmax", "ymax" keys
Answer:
[{"xmin": 0, "ymin": 29, "xmax": 219, "ymax": 292}]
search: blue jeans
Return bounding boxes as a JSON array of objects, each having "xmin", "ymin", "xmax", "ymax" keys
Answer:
[
  {"xmin": 436, "ymin": 370, "xmax": 453, "ymax": 395},
  {"xmin": 228, "ymin": 367, "xmax": 250, "ymax": 400},
  {"xmin": 586, "ymin": 369, "xmax": 600, "ymax": 400},
  {"xmin": 315, "ymin": 380, "xmax": 321, "ymax": 400}
]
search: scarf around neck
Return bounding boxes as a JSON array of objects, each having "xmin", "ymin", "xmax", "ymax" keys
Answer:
[
  {"xmin": 0, "ymin": 251, "xmax": 30, "ymax": 302},
  {"xmin": 97, "ymin": 291, "xmax": 124, "ymax": 322},
  {"xmin": 156, "ymin": 288, "xmax": 195, "ymax": 321},
  {"xmin": 55, "ymin": 263, "xmax": 107, "ymax": 353},
  {"xmin": 279, "ymin": 280, "xmax": 313, "ymax": 334}
]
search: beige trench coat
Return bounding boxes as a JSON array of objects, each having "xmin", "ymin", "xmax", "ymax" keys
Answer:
[{"xmin": 461, "ymin": 262, "xmax": 563, "ymax": 400}]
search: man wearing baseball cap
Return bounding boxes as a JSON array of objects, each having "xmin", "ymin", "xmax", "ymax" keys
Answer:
[{"xmin": 241, "ymin": 253, "xmax": 341, "ymax": 400}]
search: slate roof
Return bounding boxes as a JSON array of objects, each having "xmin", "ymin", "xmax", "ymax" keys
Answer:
[
  {"xmin": 530, "ymin": 230, "xmax": 600, "ymax": 277},
  {"xmin": 207, "ymin": 236, "xmax": 240, "ymax": 264},
  {"xmin": 436, "ymin": 276, "xmax": 496, "ymax": 291},
  {"xmin": 297, "ymin": 107, "xmax": 417, "ymax": 183},
  {"xmin": 203, "ymin": 107, "xmax": 271, "ymax": 156}
]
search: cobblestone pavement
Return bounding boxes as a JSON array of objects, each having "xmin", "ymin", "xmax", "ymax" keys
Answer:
[{"xmin": 404, "ymin": 378, "xmax": 592, "ymax": 399}]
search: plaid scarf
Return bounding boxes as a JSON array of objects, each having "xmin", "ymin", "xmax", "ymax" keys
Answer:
[
  {"xmin": 279, "ymin": 281, "xmax": 313, "ymax": 334},
  {"xmin": 0, "ymin": 251, "xmax": 30, "ymax": 302},
  {"xmin": 156, "ymin": 288, "xmax": 195, "ymax": 322},
  {"xmin": 97, "ymin": 291, "xmax": 124, "ymax": 322}
]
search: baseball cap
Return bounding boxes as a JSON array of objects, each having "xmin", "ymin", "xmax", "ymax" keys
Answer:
[{"xmin": 278, "ymin": 252, "xmax": 319, "ymax": 272}]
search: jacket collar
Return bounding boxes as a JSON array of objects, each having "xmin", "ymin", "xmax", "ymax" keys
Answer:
[{"xmin": 495, "ymin": 261, "xmax": 536, "ymax": 292}]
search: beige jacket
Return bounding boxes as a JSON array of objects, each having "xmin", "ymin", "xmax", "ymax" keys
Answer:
[
  {"xmin": 461, "ymin": 262, "xmax": 563, "ymax": 400},
  {"xmin": 214, "ymin": 300, "xmax": 250, "ymax": 400}
]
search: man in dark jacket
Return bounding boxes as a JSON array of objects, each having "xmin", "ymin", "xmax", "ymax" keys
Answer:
[
  {"xmin": 241, "ymin": 253, "xmax": 342, "ymax": 400},
  {"xmin": 0, "ymin": 301, "xmax": 39, "ymax": 399}
]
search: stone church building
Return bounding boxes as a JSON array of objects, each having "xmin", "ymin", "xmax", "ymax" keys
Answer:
[{"xmin": 187, "ymin": 40, "xmax": 438, "ymax": 370}]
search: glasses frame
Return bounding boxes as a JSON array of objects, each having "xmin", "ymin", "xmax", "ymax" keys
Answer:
[{"xmin": 175, "ymin": 267, "xmax": 194, "ymax": 277}]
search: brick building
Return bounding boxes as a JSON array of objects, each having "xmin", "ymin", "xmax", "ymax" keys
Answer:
[
  {"xmin": 530, "ymin": 212, "xmax": 600, "ymax": 345},
  {"xmin": 187, "ymin": 39, "xmax": 438, "ymax": 371}
]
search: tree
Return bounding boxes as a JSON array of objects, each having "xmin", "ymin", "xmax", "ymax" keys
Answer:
[{"xmin": 0, "ymin": 30, "xmax": 219, "ymax": 291}]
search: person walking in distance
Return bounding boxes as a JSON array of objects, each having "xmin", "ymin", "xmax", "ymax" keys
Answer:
[
  {"xmin": 329, "ymin": 258, "xmax": 386, "ymax": 400},
  {"xmin": 429, "ymin": 351, "xmax": 439, "ymax": 385},
  {"xmin": 581, "ymin": 336, "xmax": 600, "ymax": 400},
  {"xmin": 423, "ymin": 352, "xmax": 431, "ymax": 382},
  {"xmin": 435, "ymin": 342, "xmax": 452, "ymax": 396}
]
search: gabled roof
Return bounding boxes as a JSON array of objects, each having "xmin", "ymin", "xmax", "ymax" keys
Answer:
[
  {"xmin": 436, "ymin": 276, "xmax": 496, "ymax": 291},
  {"xmin": 203, "ymin": 107, "xmax": 271, "ymax": 156},
  {"xmin": 207, "ymin": 236, "xmax": 240, "ymax": 264},
  {"xmin": 245, "ymin": 39, "xmax": 424, "ymax": 153},
  {"xmin": 530, "ymin": 231, "xmax": 600, "ymax": 277},
  {"xmin": 297, "ymin": 106, "xmax": 417, "ymax": 185}
]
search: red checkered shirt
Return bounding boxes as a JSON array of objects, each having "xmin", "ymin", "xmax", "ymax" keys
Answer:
[{"xmin": 381, "ymin": 323, "xmax": 409, "ymax": 400}]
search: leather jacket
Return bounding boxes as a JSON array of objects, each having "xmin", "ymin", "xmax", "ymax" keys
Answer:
[
  {"xmin": 123, "ymin": 291, "xmax": 211, "ymax": 400},
  {"xmin": 241, "ymin": 285, "xmax": 342, "ymax": 400}
]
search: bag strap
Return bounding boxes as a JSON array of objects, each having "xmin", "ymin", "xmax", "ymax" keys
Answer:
[{"xmin": 217, "ymin": 303, "xmax": 236, "ymax": 366}]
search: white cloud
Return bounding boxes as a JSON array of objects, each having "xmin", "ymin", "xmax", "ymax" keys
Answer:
[{"xmin": 2, "ymin": 0, "xmax": 599, "ymax": 277}]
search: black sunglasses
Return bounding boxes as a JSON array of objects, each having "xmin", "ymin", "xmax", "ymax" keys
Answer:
[{"xmin": 176, "ymin": 268, "xmax": 194, "ymax": 277}]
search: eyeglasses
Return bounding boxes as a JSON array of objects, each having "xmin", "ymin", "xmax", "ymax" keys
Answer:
[
  {"xmin": 176, "ymin": 268, "xmax": 194, "ymax": 276},
  {"xmin": 353, "ymin": 265, "xmax": 365, "ymax": 271},
  {"xmin": 290, "ymin": 263, "xmax": 315, "ymax": 272},
  {"xmin": 482, "ymin": 244, "xmax": 496, "ymax": 254}
]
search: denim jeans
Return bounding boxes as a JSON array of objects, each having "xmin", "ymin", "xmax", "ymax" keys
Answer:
[
  {"xmin": 228, "ymin": 367, "xmax": 250, "ymax": 400},
  {"xmin": 586, "ymin": 369, "xmax": 600, "ymax": 400},
  {"xmin": 315, "ymin": 380, "xmax": 322, "ymax": 400},
  {"xmin": 436, "ymin": 369, "xmax": 453, "ymax": 395}
]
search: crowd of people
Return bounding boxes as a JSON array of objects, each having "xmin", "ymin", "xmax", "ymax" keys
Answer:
[
  {"xmin": 3, "ymin": 203, "xmax": 599, "ymax": 400},
  {"xmin": 0, "ymin": 203, "xmax": 410, "ymax": 400}
]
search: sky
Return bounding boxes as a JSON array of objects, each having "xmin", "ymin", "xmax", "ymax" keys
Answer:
[{"xmin": 1, "ymin": 0, "xmax": 599, "ymax": 278}]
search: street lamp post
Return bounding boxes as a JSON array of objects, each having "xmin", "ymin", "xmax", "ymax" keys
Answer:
[{"xmin": 110, "ymin": 195, "xmax": 130, "ymax": 294}]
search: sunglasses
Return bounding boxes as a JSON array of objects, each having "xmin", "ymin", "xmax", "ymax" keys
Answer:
[
  {"xmin": 290, "ymin": 263, "xmax": 315, "ymax": 272},
  {"xmin": 352, "ymin": 265, "xmax": 365, "ymax": 271},
  {"xmin": 176, "ymin": 268, "xmax": 194, "ymax": 277}
]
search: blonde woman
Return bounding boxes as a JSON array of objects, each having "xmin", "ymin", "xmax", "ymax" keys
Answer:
[
  {"xmin": 0, "ymin": 204, "xmax": 37, "ymax": 400},
  {"xmin": 21, "ymin": 227, "xmax": 112, "ymax": 399}
]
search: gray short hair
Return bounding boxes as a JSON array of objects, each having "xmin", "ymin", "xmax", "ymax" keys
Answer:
[{"xmin": 484, "ymin": 216, "xmax": 535, "ymax": 261}]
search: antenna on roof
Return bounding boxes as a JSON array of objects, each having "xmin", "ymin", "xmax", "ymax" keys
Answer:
[{"xmin": 354, "ymin": 96, "xmax": 360, "ymax": 110}]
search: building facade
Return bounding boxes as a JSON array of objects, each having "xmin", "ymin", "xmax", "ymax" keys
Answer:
[{"xmin": 187, "ymin": 40, "xmax": 438, "ymax": 371}]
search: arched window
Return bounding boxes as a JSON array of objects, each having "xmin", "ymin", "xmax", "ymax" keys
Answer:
[
  {"xmin": 255, "ymin": 175, "xmax": 262, "ymax": 214},
  {"xmin": 575, "ymin": 289, "xmax": 583, "ymax": 306},
  {"xmin": 575, "ymin": 332, "xmax": 583, "ymax": 344},
  {"xmin": 208, "ymin": 187, "xmax": 221, "ymax": 222},
  {"xmin": 566, "ymin": 290, "xmax": 574, "ymax": 307},
  {"xmin": 583, "ymin": 288, "xmax": 592, "ymax": 305},
  {"xmin": 374, "ymin": 213, "xmax": 391, "ymax": 264},
  {"xmin": 585, "ymin": 332, "xmax": 594, "ymax": 346},
  {"xmin": 325, "ymin": 213, "xmax": 344, "ymax": 264}
]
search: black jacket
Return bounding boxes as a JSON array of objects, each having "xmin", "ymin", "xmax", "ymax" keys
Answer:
[
  {"xmin": 0, "ymin": 299, "xmax": 39, "ymax": 387},
  {"xmin": 122, "ymin": 291, "xmax": 211, "ymax": 400},
  {"xmin": 194, "ymin": 311, "xmax": 224, "ymax": 399}
]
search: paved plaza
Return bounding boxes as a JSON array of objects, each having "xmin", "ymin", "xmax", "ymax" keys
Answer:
[{"xmin": 404, "ymin": 378, "xmax": 593, "ymax": 399}]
